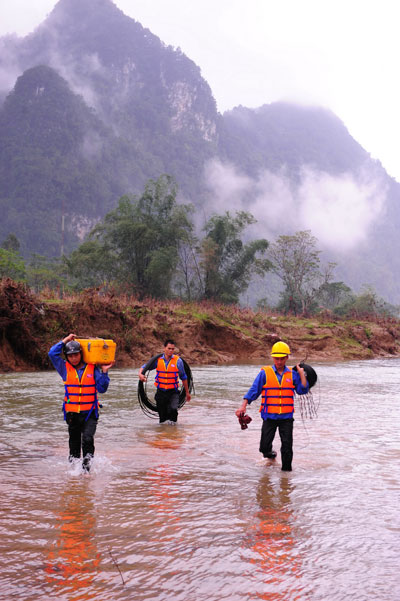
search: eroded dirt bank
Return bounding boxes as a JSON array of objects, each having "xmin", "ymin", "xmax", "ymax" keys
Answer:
[{"xmin": 1, "ymin": 279, "xmax": 400, "ymax": 373}]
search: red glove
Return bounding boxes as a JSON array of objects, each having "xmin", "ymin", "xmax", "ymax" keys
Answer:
[{"xmin": 237, "ymin": 412, "xmax": 252, "ymax": 430}]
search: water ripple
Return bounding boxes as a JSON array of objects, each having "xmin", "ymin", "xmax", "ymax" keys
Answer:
[{"xmin": 0, "ymin": 361, "xmax": 399, "ymax": 600}]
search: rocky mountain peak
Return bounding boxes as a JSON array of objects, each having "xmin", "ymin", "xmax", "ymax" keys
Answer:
[{"xmin": 44, "ymin": 0, "xmax": 125, "ymax": 31}]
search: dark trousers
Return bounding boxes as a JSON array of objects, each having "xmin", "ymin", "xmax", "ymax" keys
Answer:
[
  {"xmin": 259, "ymin": 417, "xmax": 294, "ymax": 471},
  {"xmin": 66, "ymin": 412, "xmax": 98, "ymax": 459},
  {"xmin": 155, "ymin": 389, "xmax": 180, "ymax": 423}
]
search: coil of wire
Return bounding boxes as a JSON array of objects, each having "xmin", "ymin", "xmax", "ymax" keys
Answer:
[{"xmin": 137, "ymin": 353, "xmax": 194, "ymax": 418}]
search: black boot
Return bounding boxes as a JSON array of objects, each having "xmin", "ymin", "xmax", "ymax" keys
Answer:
[{"xmin": 82, "ymin": 454, "xmax": 93, "ymax": 472}]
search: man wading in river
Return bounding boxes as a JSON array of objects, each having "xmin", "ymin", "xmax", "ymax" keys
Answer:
[
  {"xmin": 138, "ymin": 339, "xmax": 191, "ymax": 424},
  {"xmin": 236, "ymin": 341, "xmax": 309, "ymax": 471},
  {"xmin": 48, "ymin": 333, "xmax": 114, "ymax": 472}
]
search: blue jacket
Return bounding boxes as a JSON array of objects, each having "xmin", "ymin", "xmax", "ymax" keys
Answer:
[
  {"xmin": 244, "ymin": 365, "xmax": 309, "ymax": 420},
  {"xmin": 48, "ymin": 341, "xmax": 110, "ymax": 397}
]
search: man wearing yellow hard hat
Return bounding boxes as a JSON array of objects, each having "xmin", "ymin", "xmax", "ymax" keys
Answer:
[{"xmin": 236, "ymin": 341, "xmax": 309, "ymax": 471}]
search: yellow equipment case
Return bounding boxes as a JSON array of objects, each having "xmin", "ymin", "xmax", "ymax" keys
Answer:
[{"xmin": 77, "ymin": 338, "xmax": 116, "ymax": 365}]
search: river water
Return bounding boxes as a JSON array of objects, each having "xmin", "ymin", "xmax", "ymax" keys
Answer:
[{"xmin": 0, "ymin": 359, "xmax": 399, "ymax": 601}]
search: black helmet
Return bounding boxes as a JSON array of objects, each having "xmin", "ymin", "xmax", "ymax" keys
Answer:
[{"xmin": 65, "ymin": 340, "xmax": 82, "ymax": 355}]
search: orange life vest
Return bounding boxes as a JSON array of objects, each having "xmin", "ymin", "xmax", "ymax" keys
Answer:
[
  {"xmin": 260, "ymin": 366, "xmax": 295, "ymax": 416},
  {"xmin": 155, "ymin": 355, "xmax": 180, "ymax": 390},
  {"xmin": 63, "ymin": 362, "xmax": 97, "ymax": 414}
]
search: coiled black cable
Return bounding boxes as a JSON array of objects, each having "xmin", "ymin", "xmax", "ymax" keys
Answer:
[{"xmin": 137, "ymin": 353, "xmax": 194, "ymax": 418}]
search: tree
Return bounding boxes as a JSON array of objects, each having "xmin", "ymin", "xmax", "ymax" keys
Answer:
[
  {"xmin": 269, "ymin": 230, "xmax": 321, "ymax": 315},
  {"xmin": 316, "ymin": 281, "xmax": 353, "ymax": 311},
  {"xmin": 26, "ymin": 254, "xmax": 68, "ymax": 293},
  {"xmin": 1, "ymin": 233, "xmax": 20, "ymax": 252},
  {"xmin": 64, "ymin": 240, "xmax": 116, "ymax": 291},
  {"xmin": 173, "ymin": 234, "xmax": 203, "ymax": 301},
  {"xmin": 72, "ymin": 175, "xmax": 194, "ymax": 298},
  {"xmin": 0, "ymin": 248, "xmax": 26, "ymax": 281},
  {"xmin": 334, "ymin": 285, "xmax": 397, "ymax": 318},
  {"xmin": 0, "ymin": 233, "xmax": 26, "ymax": 281},
  {"xmin": 200, "ymin": 211, "xmax": 271, "ymax": 304}
]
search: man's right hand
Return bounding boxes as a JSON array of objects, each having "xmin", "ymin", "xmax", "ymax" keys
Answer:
[{"xmin": 235, "ymin": 400, "xmax": 248, "ymax": 417}]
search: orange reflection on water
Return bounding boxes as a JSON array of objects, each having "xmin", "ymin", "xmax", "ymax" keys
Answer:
[
  {"xmin": 45, "ymin": 481, "xmax": 100, "ymax": 600},
  {"xmin": 250, "ymin": 473, "xmax": 303, "ymax": 601},
  {"xmin": 146, "ymin": 425, "xmax": 185, "ymax": 452},
  {"xmin": 147, "ymin": 464, "xmax": 181, "ymax": 526},
  {"xmin": 145, "ymin": 461, "xmax": 185, "ymax": 579},
  {"xmin": 146, "ymin": 427, "xmax": 184, "ymax": 526}
]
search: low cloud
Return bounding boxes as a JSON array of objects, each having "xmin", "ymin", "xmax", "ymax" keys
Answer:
[
  {"xmin": 0, "ymin": 35, "xmax": 22, "ymax": 96},
  {"xmin": 41, "ymin": 23, "xmax": 104, "ymax": 110},
  {"xmin": 203, "ymin": 159, "xmax": 253, "ymax": 208},
  {"xmin": 0, "ymin": 25, "xmax": 104, "ymax": 111},
  {"xmin": 203, "ymin": 158, "xmax": 387, "ymax": 252},
  {"xmin": 296, "ymin": 168, "xmax": 386, "ymax": 250},
  {"xmin": 80, "ymin": 130, "xmax": 104, "ymax": 160}
]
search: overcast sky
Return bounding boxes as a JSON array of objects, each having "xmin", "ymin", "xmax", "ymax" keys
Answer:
[{"xmin": 1, "ymin": 0, "xmax": 400, "ymax": 182}]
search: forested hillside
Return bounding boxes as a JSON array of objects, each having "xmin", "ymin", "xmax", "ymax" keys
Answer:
[
  {"xmin": 220, "ymin": 103, "xmax": 369, "ymax": 175},
  {"xmin": 0, "ymin": 65, "xmax": 132, "ymax": 255}
]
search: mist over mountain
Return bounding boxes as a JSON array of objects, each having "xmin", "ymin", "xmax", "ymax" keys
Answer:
[{"xmin": 0, "ymin": 0, "xmax": 399, "ymax": 302}]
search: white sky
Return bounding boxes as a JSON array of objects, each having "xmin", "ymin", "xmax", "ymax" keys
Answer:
[{"xmin": 1, "ymin": 0, "xmax": 400, "ymax": 181}]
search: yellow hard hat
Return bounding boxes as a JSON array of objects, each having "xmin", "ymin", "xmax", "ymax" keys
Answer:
[{"xmin": 271, "ymin": 341, "xmax": 291, "ymax": 357}]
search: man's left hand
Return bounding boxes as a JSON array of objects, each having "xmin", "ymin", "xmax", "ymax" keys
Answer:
[{"xmin": 101, "ymin": 361, "xmax": 115, "ymax": 373}]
